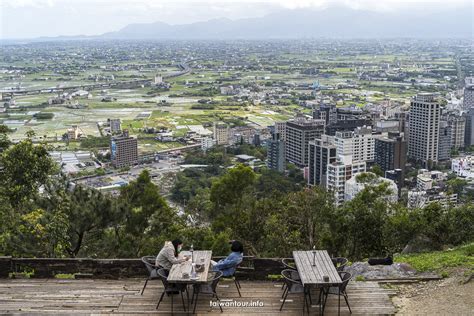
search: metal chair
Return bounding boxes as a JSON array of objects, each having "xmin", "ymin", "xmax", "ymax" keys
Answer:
[
  {"xmin": 155, "ymin": 268, "xmax": 188, "ymax": 313},
  {"xmin": 322, "ymin": 271, "xmax": 352, "ymax": 314},
  {"xmin": 281, "ymin": 258, "xmax": 301, "ymax": 293},
  {"xmin": 280, "ymin": 269, "xmax": 309, "ymax": 314},
  {"xmin": 192, "ymin": 271, "xmax": 224, "ymax": 313},
  {"xmin": 282, "ymin": 258, "xmax": 297, "ymax": 270},
  {"xmin": 331, "ymin": 257, "xmax": 348, "ymax": 272},
  {"xmin": 220, "ymin": 263, "xmax": 242, "ymax": 297},
  {"xmin": 140, "ymin": 256, "xmax": 160, "ymax": 295}
]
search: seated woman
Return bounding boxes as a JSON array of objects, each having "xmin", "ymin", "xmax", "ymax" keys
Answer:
[
  {"xmin": 156, "ymin": 238, "xmax": 188, "ymax": 270},
  {"xmin": 212, "ymin": 240, "xmax": 244, "ymax": 277}
]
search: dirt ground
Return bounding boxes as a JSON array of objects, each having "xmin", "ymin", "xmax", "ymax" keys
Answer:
[{"xmin": 392, "ymin": 271, "xmax": 474, "ymax": 315}]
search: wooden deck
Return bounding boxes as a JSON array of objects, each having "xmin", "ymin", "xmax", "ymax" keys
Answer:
[{"xmin": 0, "ymin": 278, "xmax": 396, "ymax": 315}]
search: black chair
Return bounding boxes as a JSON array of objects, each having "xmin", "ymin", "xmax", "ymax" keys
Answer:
[
  {"xmin": 156, "ymin": 268, "xmax": 188, "ymax": 313},
  {"xmin": 322, "ymin": 271, "xmax": 352, "ymax": 314},
  {"xmin": 280, "ymin": 269, "xmax": 309, "ymax": 313},
  {"xmin": 192, "ymin": 271, "xmax": 224, "ymax": 313},
  {"xmin": 140, "ymin": 256, "xmax": 160, "ymax": 295},
  {"xmin": 281, "ymin": 258, "xmax": 301, "ymax": 293},
  {"xmin": 331, "ymin": 257, "xmax": 348, "ymax": 272},
  {"xmin": 282, "ymin": 258, "xmax": 297, "ymax": 270},
  {"xmin": 221, "ymin": 263, "xmax": 242, "ymax": 297}
]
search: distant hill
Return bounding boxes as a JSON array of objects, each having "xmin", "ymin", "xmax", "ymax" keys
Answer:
[{"xmin": 101, "ymin": 7, "xmax": 473, "ymax": 39}]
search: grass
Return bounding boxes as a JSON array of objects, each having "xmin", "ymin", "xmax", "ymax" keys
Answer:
[
  {"xmin": 395, "ymin": 243, "xmax": 474, "ymax": 273},
  {"xmin": 55, "ymin": 273, "xmax": 75, "ymax": 279}
]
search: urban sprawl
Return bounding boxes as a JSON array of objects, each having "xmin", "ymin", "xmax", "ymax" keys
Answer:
[{"xmin": 1, "ymin": 39, "xmax": 474, "ymax": 207}]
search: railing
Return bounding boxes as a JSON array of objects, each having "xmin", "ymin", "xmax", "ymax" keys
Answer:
[{"xmin": 0, "ymin": 256, "xmax": 285, "ymax": 280}]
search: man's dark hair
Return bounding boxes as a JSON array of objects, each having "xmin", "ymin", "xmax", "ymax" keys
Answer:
[{"xmin": 230, "ymin": 240, "xmax": 244, "ymax": 253}]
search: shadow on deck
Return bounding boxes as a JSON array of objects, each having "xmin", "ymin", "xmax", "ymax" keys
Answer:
[{"xmin": 0, "ymin": 278, "xmax": 396, "ymax": 315}]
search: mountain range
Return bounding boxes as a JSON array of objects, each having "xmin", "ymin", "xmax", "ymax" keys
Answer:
[
  {"xmin": 7, "ymin": 6, "xmax": 473, "ymax": 42},
  {"xmin": 101, "ymin": 7, "xmax": 472, "ymax": 39}
]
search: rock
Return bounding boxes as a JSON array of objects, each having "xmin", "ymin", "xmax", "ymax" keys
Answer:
[
  {"xmin": 346, "ymin": 262, "xmax": 417, "ymax": 280},
  {"xmin": 402, "ymin": 235, "xmax": 436, "ymax": 254}
]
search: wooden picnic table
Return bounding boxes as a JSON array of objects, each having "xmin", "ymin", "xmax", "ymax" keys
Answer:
[
  {"xmin": 293, "ymin": 250, "xmax": 343, "ymax": 315},
  {"xmin": 167, "ymin": 250, "xmax": 213, "ymax": 284}
]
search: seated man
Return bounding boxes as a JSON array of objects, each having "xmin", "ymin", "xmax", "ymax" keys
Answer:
[{"xmin": 212, "ymin": 240, "xmax": 244, "ymax": 277}]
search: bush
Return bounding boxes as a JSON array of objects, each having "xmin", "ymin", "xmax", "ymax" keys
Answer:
[{"xmin": 34, "ymin": 112, "xmax": 54, "ymax": 120}]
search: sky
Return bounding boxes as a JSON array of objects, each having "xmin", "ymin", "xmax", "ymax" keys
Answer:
[{"xmin": 0, "ymin": 0, "xmax": 471, "ymax": 39}]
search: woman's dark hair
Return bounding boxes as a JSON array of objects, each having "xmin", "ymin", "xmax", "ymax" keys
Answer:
[
  {"xmin": 230, "ymin": 240, "xmax": 244, "ymax": 253},
  {"xmin": 172, "ymin": 239, "xmax": 183, "ymax": 257}
]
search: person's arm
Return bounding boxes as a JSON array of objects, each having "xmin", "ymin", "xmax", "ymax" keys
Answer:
[
  {"xmin": 164, "ymin": 247, "xmax": 182, "ymax": 265},
  {"xmin": 214, "ymin": 254, "xmax": 242, "ymax": 270}
]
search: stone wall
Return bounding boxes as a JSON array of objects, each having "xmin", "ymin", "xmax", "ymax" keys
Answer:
[{"xmin": 0, "ymin": 256, "xmax": 285, "ymax": 280}]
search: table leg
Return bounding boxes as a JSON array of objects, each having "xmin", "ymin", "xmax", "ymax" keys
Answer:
[{"xmin": 338, "ymin": 287, "xmax": 341, "ymax": 316}]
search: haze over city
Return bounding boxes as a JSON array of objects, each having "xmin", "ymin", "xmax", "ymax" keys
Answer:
[{"xmin": 1, "ymin": 0, "xmax": 472, "ymax": 39}]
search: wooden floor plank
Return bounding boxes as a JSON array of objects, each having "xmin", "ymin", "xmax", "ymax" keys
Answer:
[{"xmin": 0, "ymin": 279, "xmax": 396, "ymax": 315}]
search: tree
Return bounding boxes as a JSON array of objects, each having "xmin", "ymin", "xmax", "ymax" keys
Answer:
[
  {"xmin": 262, "ymin": 187, "xmax": 337, "ymax": 257},
  {"xmin": 370, "ymin": 164, "xmax": 384, "ymax": 177},
  {"xmin": 117, "ymin": 170, "xmax": 179, "ymax": 256},
  {"xmin": 36, "ymin": 179, "xmax": 118, "ymax": 257},
  {"xmin": 342, "ymin": 182, "xmax": 394, "ymax": 259},
  {"xmin": 209, "ymin": 164, "xmax": 256, "ymax": 214},
  {"xmin": 4, "ymin": 207, "xmax": 70, "ymax": 258},
  {"xmin": 446, "ymin": 178, "xmax": 468, "ymax": 196},
  {"xmin": 0, "ymin": 139, "xmax": 56, "ymax": 207},
  {"xmin": 0, "ymin": 124, "xmax": 13, "ymax": 134},
  {"xmin": 254, "ymin": 168, "xmax": 301, "ymax": 198}
]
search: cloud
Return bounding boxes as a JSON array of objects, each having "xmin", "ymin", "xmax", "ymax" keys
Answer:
[
  {"xmin": 276, "ymin": 0, "xmax": 471, "ymax": 11},
  {"xmin": 1, "ymin": 0, "xmax": 55, "ymax": 8},
  {"xmin": 1, "ymin": 0, "xmax": 471, "ymax": 38}
]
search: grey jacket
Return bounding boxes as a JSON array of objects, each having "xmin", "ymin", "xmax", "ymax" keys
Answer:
[{"xmin": 155, "ymin": 241, "xmax": 180, "ymax": 270}]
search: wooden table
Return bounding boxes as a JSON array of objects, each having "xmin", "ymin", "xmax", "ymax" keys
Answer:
[
  {"xmin": 167, "ymin": 250, "xmax": 212, "ymax": 284},
  {"xmin": 293, "ymin": 250, "xmax": 342, "ymax": 315}
]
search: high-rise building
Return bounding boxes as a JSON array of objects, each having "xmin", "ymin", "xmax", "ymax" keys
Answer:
[
  {"xmin": 213, "ymin": 122, "xmax": 229, "ymax": 145},
  {"xmin": 267, "ymin": 133, "xmax": 285, "ymax": 172},
  {"xmin": 308, "ymin": 135, "xmax": 336, "ymax": 186},
  {"xmin": 438, "ymin": 121, "xmax": 452, "ymax": 161},
  {"xmin": 408, "ymin": 93, "xmax": 442, "ymax": 168},
  {"xmin": 285, "ymin": 117, "xmax": 325, "ymax": 167},
  {"xmin": 375, "ymin": 132, "xmax": 407, "ymax": 175},
  {"xmin": 326, "ymin": 155, "xmax": 366, "ymax": 205},
  {"xmin": 274, "ymin": 121, "xmax": 287, "ymax": 141},
  {"xmin": 313, "ymin": 104, "xmax": 337, "ymax": 125},
  {"xmin": 201, "ymin": 137, "xmax": 216, "ymax": 151},
  {"xmin": 314, "ymin": 105, "xmax": 372, "ymax": 136},
  {"xmin": 109, "ymin": 118, "xmax": 122, "ymax": 134},
  {"xmin": 446, "ymin": 113, "xmax": 465, "ymax": 149},
  {"xmin": 110, "ymin": 130, "xmax": 138, "ymax": 168},
  {"xmin": 334, "ymin": 126, "xmax": 376, "ymax": 164},
  {"xmin": 465, "ymin": 108, "xmax": 474, "ymax": 148},
  {"xmin": 385, "ymin": 169, "xmax": 404, "ymax": 196},
  {"xmin": 463, "ymin": 77, "xmax": 474, "ymax": 110}
]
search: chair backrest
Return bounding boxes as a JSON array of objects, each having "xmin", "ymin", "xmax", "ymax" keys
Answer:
[
  {"xmin": 207, "ymin": 271, "xmax": 223, "ymax": 292},
  {"xmin": 338, "ymin": 271, "xmax": 352, "ymax": 292},
  {"xmin": 332, "ymin": 257, "xmax": 348, "ymax": 272},
  {"xmin": 282, "ymin": 258, "xmax": 297, "ymax": 270},
  {"xmin": 141, "ymin": 256, "xmax": 159, "ymax": 274},
  {"xmin": 157, "ymin": 268, "xmax": 171, "ymax": 289},
  {"xmin": 281, "ymin": 269, "xmax": 302, "ymax": 291}
]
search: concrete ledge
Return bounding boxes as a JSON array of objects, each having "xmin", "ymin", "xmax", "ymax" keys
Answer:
[{"xmin": 3, "ymin": 256, "xmax": 285, "ymax": 280}]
